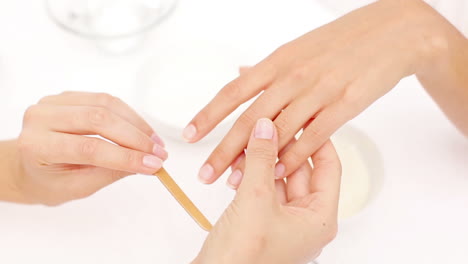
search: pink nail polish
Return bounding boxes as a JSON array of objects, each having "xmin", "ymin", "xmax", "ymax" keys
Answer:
[
  {"xmin": 227, "ymin": 170, "xmax": 243, "ymax": 189},
  {"xmin": 198, "ymin": 164, "xmax": 214, "ymax": 183},
  {"xmin": 183, "ymin": 124, "xmax": 197, "ymax": 142},
  {"xmin": 275, "ymin": 163, "xmax": 286, "ymax": 179},
  {"xmin": 231, "ymin": 153, "xmax": 245, "ymax": 170},
  {"xmin": 255, "ymin": 118, "xmax": 274, "ymax": 139},
  {"xmin": 153, "ymin": 144, "xmax": 168, "ymax": 160},
  {"xmin": 143, "ymin": 155, "xmax": 163, "ymax": 170},
  {"xmin": 151, "ymin": 133, "xmax": 165, "ymax": 147}
]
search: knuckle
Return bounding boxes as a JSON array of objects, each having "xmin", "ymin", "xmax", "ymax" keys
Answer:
[
  {"xmin": 219, "ymin": 80, "xmax": 242, "ymax": 101},
  {"xmin": 304, "ymin": 124, "xmax": 322, "ymax": 140},
  {"xmin": 235, "ymin": 109, "xmax": 258, "ymax": 130},
  {"xmin": 37, "ymin": 95, "xmax": 53, "ymax": 104},
  {"xmin": 271, "ymin": 43, "xmax": 289, "ymax": 58},
  {"xmin": 282, "ymin": 149, "xmax": 303, "ymax": 167},
  {"xmin": 87, "ymin": 107, "xmax": 110, "ymax": 127},
  {"xmin": 23, "ymin": 105, "xmax": 40, "ymax": 124},
  {"xmin": 78, "ymin": 138, "xmax": 99, "ymax": 160},
  {"xmin": 135, "ymin": 134, "xmax": 151, "ymax": 152},
  {"xmin": 247, "ymin": 145, "xmax": 276, "ymax": 163},
  {"xmin": 289, "ymin": 65, "xmax": 311, "ymax": 82},
  {"xmin": 95, "ymin": 93, "xmax": 115, "ymax": 107},
  {"xmin": 123, "ymin": 149, "xmax": 139, "ymax": 168},
  {"xmin": 251, "ymin": 185, "xmax": 272, "ymax": 199},
  {"xmin": 316, "ymin": 72, "xmax": 340, "ymax": 90},
  {"xmin": 274, "ymin": 116, "xmax": 291, "ymax": 137},
  {"xmin": 258, "ymin": 59, "xmax": 278, "ymax": 77}
]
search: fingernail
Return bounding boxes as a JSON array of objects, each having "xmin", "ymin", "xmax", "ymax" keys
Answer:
[
  {"xmin": 198, "ymin": 164, "xmax": 214, "ymax": 184},
  {"xmin": 226, "ymin": 170, "xmax": 243, "ymax": 189},
  {"xmin": 275, "ymin": 163, "xmax": 285, "ymax": 179},
  {"xmin": 151, "ymin": 133, "xmax": 165, "ymax": 147},
  {"xmin": 143, "ymin": 155, "xmax": 163, "ymax": 170},
  {"xmin": 153, "ymin": 144, "xmax": 168, "ymax": 160},
  {"xmin": 231, "ymin": 153, "xmax": 245, "ymax": 171},
  {"xmin": 183, "ymin": 124, "xmax": 197, "ymax": 142},
  {"xmin": 255, "ymin": 118, "xmax": 274, "ymax": 139}
]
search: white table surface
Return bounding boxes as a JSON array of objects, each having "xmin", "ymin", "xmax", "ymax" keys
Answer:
[{"xmin": 0, "ymin": 1, "xmax": 467, "ymax": 263}]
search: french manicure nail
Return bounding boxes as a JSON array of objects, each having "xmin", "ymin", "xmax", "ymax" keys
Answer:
[
  {"xmin": 227, "ymin": 170, "xmax": 243, "ymax": 189},
  {"xmin": 153, "ymin": 144, "xmax": 168, "ymax": 160},
  {"xmin": 143, "ymin": 155, "xmax": 163, "ymax": 170},
  {"xmin": 255, "ymin": 118, "xmax": 274, "ymax": 139},
  {"xmin": 183, "ymin": 124, "xmax": 197, "ymax": 142},
  {"xmin": 275, "ymin": 163, "xmax": 285, "ymax": 179},
  {"xmin": 198, "ymin": 164, "xmax": 214, "ymax": 184}
]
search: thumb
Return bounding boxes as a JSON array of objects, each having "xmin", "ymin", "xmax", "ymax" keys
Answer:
[{"xmin": 238, "ymin": 118, "xmax": 278, "ymax": 193}]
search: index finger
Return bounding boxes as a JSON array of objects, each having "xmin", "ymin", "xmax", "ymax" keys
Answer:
[
  {"xmin": 38, "ymin": 92, "xmax": 164, "ymax": 146},
  {"xmin": 182, "ymin": 62, "xmax": 276, "ymax": 143}
]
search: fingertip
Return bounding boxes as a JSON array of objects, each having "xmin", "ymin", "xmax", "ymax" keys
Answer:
[
  {"xmin": 254, "ymin": 118, "xmax": 275, "ymax": 140},
  {"xmin": 275, "ymin": 163, "xmax": 286, "ymax": 179},
  {"xmin": 198, "ymin": 163, "xmax": 214, "ymax": 184},
  {"xmin": 182, "ymin": 124, "xmax": 197, "ymax": 142},
  {"xmin": 151, "ymin": 133, "xmax": 165, "ymax": 147},
  {"xmin": 231, "ymin": 153, "xmax": 245, "ymax": 170},
  {"xmin": 152, "ymin": 144, "xmax": 168, "ymax": 161},
  {"xmin": 142, "ymin": 155, "xmax": 163, "ymax": 173},
  {"xmin": 226, "ymin": 169, "xmax": 243, "ymax": 190}
]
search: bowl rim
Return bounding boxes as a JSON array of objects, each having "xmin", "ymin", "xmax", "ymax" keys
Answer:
[
  {"xmin": 44, "ymin": 0, "xmax": 179, "ymax": 40},
  {"xmin": 333, "ymin": 124, "xmax": 386, "ymax": 224}
]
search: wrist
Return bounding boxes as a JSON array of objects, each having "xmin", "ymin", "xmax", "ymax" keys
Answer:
[
  {"xmin": 0, "ymin": 140, "xmax": 27, "ymax": 203},
  {"xmin": 398, "ymin": 0, "xmax": 453, "ymax": 74},
  {"xmin": 379, "ymin": 0, "xmax": 452, "ymax": 75}
]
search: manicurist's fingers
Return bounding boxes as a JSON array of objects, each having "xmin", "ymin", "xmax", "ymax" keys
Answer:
[
  {"xmin": 38, "ymin": 91, "xmax": 164, "ymax": 145},
  {"xmin": 34, "ymin": 105, "xmax": 167, "ymax": 160},
  {"xmin": 40, "ymin": 132, "xmax": 164, "ymax": 175}
]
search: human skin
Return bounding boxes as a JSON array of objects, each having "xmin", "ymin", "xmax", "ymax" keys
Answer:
[
  {"xmin": 193, "ymin": 119, "xmax": 341, "ymax": 264},
  {"xmin": 0, "ymin": 92, "xmax": 167, "ymax": 205},
  {"xmin": 183, "ymin": 0, "xmax": 468, "ymax": 186}
]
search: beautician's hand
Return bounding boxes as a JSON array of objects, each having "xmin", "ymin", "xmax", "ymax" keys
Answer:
[
  {"xmin": 193, "ymin": 118, "xmax": 341, "ymax": 264},
  {"xmin": 1, "ymin": 92, "xmax": 166, "ymax": 205},
  {"xmin": 184, "ymin": 0, "xmax": 453, "ymax": 182}
]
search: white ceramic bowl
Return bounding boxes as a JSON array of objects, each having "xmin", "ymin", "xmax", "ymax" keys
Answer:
[{"xmin": 332, "ymin": 124, "xmax": 385, "ymax": 223}]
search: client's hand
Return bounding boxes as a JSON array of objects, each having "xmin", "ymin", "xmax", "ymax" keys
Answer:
[
  {"xmin": 1, "ymin": 92, "xmax": 166, "ymax": 205},
  {"xmin": 193, "ymin": 118, "xmax": 341, "ymax": 264}
]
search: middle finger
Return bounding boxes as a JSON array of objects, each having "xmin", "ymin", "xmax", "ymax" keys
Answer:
[
  {"xmin": 199, "ymin": 87, "xmax": 291, "ymax": 184},
  {"xmin": 37, "ymin": 104, "xmax": 167, "ymax": 160}
]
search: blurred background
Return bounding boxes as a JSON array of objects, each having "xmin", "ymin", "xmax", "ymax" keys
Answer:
[{"xmin": 0, "ymin": 0, "xmax": 467, "ymax": 263}]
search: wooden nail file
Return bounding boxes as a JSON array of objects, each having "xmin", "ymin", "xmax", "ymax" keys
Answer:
[{"xmin": 154, "ymin": 168, "xmax": 213, "ymax": 231}]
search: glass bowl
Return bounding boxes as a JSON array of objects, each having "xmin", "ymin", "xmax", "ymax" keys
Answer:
[{"xmin": 45, "ymin": 0, "xmax": 178, "ymax": 53}]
